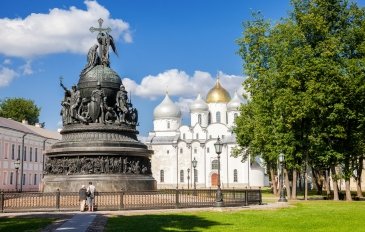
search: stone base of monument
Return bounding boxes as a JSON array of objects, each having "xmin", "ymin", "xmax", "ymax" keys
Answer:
[{"xmin": 42, "ymin": 174, "xmax": 157, "ymax": 192}]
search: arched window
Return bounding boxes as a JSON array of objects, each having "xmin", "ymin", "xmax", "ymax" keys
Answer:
[
  {"xmin": 198, "ymin": 114, "xmax": 202, "ymax": 125},
  {"xmin": 234, "ymin": 169, "xmax": 238, "ymax": 182},
  {"xmin": 11, "ymin": 144, "xmax": 15, "ymax": 160},
  {"xmin": 208, "ymin": 112, "xmax": 211, "ymax": 124},
  {"xmin": 180, "ymin": 148, "xmax": 183, "ymax": 154},
  {"xmin": 183, "ymin": 133, "xmax": 186, "ymax": 140},
  {"xmin": 160, "ymin": 170, "xmax": 164, "ymax": 182},
  {"xmin": 167, "ymin": 121, "xmax": 170, "ymax": 129},
  {"xmin": 196, "ymin": 133, "xmax": 199, "ymax": 139},
  {"xmin": 216, "ymin": 111, "xmax": 221, "ymax": 123},
  {"xmin": 180, "ymin": 170, "xmax": 184, "ymax": 182},
  {"xmin": 211, "ymin": 160, "xmax": 218, "ymax": 170},
  {"xmin": 234, "ymin": 113, "xmax": 238, "ymax": 119}
]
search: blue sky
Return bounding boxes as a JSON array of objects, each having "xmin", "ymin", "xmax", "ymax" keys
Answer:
[{"xmin": 1, "ymin": 0, "xmax": 364, "ymax": 138}]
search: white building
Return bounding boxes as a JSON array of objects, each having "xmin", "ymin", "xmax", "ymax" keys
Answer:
[
  {"xmin": 0, "ymin": 117, "xmax": 60, "ymax": 192},
  {"xmin": 147, "ymin": 79, "xmax": 266, "ymax": 189}
]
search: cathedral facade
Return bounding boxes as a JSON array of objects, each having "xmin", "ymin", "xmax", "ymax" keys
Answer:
[{"xmin": 146, "ymin": 79, "xmax": 267, "ymax": 189}]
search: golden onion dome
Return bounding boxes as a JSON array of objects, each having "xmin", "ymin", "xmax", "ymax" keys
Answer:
[{"xmin": 206, "ymin": 79, "xmax": 231, "ymax": 103}]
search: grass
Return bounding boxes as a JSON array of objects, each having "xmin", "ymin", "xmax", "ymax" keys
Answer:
[
  {"xmin": 105, "ymin": 201, "xmax": 365, "ymax": 232},
  {"xmin": 0, "ymin": 218, "xmax": 54, "ymax": 232}
]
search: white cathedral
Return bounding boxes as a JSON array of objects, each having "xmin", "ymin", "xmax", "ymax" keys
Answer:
[{"xmin": 146, "ymin": 79, "xmax": 266, "ymax": 189}]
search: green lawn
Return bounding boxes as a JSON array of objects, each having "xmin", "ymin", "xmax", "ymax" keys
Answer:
[
  {"xmin": 106, "ymin": 201, "xmax": 365, "ymax": 232},
  {"xmin": 0, "ymin": 218, "xmax": 54, "ymax": 232}
]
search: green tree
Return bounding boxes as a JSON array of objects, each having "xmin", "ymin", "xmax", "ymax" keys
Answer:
[
  {"xmin": 236, "ymin": 0, "xmax": 365, "ymax": 201},
  {"xmin": 0, "ymin": 98, "xmax": 41, "ymax": 125}
]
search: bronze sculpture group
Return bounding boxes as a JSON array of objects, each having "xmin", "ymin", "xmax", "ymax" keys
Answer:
[
  {"xmin": 43, "ymin": 19, "xmax": 155, "ymax": 192},
  {"xmin": 60, "ymin": 18, "xmax": 137, "ymax": 126}
]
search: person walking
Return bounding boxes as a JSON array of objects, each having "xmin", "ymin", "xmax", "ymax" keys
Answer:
[
  {"xmin": 86, "ymin": 182, "xmax": 96, "ymax": 211},
  {"xmin": 79, "ymin": 185, "xmax": 87, "ymax": 212}
]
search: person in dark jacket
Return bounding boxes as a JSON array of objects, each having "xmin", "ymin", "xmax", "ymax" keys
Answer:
[{"xmin": 79, "ymin": 185, "xmax": 87, "ymax": 212}]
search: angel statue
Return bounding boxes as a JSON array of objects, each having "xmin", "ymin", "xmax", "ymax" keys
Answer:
[
  {"xmin": 80, "ymin": 44, "xmax": 100, "ymax": 76},
  {"xmin": 97, "ymin": 31, "xmax": 117, "ymax": 67}
]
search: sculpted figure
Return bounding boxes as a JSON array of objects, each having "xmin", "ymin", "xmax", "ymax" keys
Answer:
[
  {"xmin": 116, "ymin": 85, "xmax": 129, "ymax": 124},
  {"xmin": 60, "ymin": 79, "xmax": 81, "ymax": 123},
  {"xmin": 126, "ymin": 103, "xmax": 138, "ymax": 126},
  {"xmin": 105, "ymin": 107, "xmax": 117, "ymax": 124},
  {"xmin": 61, "ymin": 95, "xmax": 71, "ymax": 125},
  {"xmin": 80, "ymin": 44, "xmax": 100, "ymax": 76},
  {"xmin": 97, "ymin": 32, "xmax": 117, "ymax": 67},
  {"xmin": 77, "ymin": 98, "xmax": 91, "ymax": 124},
  {"xmin": 90, "ymin": 82, "xmax": 106, "ymax": 123}
]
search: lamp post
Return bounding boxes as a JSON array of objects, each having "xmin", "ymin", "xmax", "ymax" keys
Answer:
[
  {"xmin": 192, "ymin": 158, "xmax": 197, "ymax": 195},
  {"xmin": 278, "ymin": 152, "xmax": 287, "ymax": 202},
  {"xmin": 14, "ymin": 159, "xmax": 20, "ymax": 192},
  {"xmin": 187, "ymin": 168, "xmax": 190, "ymax": 190},
  {"xmin": 214, "ymin": 137, "xmax": 223, "ymax": 207}
]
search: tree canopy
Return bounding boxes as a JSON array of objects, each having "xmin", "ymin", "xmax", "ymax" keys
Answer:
[
  {"xmin": 0, "ymin": 97, "xmax": 41, "ymax": 125},
  {"xmin": 235, "ymin": 0, "xmax": 365, "ymax": 200}
]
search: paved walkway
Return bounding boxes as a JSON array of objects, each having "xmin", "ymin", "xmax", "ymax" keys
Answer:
[{"xmin": 55, "ymin": 213, "xmax": 97, "ymax": 232}]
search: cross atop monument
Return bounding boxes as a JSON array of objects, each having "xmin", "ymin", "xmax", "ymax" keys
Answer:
[{"xmin": 89, "ymin": 18, "xmax": 111, "ymax": 34}]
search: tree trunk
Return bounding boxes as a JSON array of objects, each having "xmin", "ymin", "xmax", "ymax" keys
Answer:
[
  {"xmin": 270, "ymin": 168, "xmax": 278, "ymax": 196},
  {"xmin": 356, "ymin": 156, "xmax": 363, "ymax": 198},
  {"xmin": 291, "ymin": 169, "xmax": 297, "ymax": 199},
  {"xmin": 345, "ymin": 179, "xmax": 352, "ymax": 201},
  {"xmin": 331, "ymin": 165, "xmax": 339, "ymax": 201},
  {"xmin": 325, "ymin": 169, "xmax": 331, "ymax": 196},
  {"xmin": 304, "ymin": 152, "xmax": 308, "ymax": 200},
  {"xmin": 298, "ymin": 171, "xmax": 303, "ymax": 192},
  {"xmin": 284, "ymin": 168, "xmax": 291, "ymax": 200},
  {"xmin": 312, "ymin": 167, "xmax": 324, "ymax": 195}
]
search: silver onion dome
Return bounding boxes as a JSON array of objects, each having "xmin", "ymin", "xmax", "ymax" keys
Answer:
[
  {"xmin": 190, "ymin": 94, "xmax": 208, "ymax": 112},
  {"xmin": 153, "ymin": 93, "xmax": 182, "ymax": 119},
  {"xmin": 227, "ymin": 92, "xmax": 243, "ymax": 111}
]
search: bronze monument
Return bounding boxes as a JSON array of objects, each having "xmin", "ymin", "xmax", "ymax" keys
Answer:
[{"xmin": 42, "ymin": 18, "xmax": 156, "ymax": 192}]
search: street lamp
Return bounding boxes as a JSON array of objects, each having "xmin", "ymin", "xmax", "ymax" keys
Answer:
[
  {"xmin": 214, "ymin": 137, "xmax": 223, "ymax": 207},
  {"xmin": 14, "ymin": 159, "xmax": 20, "ymax": 192},
  {"xmin": 187, "ymin": 168, "xmax": 190, "ymax": 190},
  {"xmin": 192, "ymin": 157, "xmax": 198, "ymax": 195},
  {"xmin": 278, "ymin": 152, "xmax": 287, "ymax": 202}
]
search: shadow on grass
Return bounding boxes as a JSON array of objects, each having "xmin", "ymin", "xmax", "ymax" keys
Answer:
[
  {"xmin": 106, "ymin": 214, "xmax": 229, "ymax": 232},
  {"xmin": 0, "ymin": 213, "xmax": 73, "ymax": 232}
]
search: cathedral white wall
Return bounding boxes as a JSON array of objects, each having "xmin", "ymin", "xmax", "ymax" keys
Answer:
[
  {"xmin": 191, "ymin": 124, "xmax": 205, "ymax": 140},
  {"xmin": 250, "ymin": 167, "xmax": 265, "ymax": 187},
  {"xmin": 206, "ymin": 124, "xmax": 230, "ymax": 140},
  {"xmin": 151, "ymin": 99, "xmax": 266, "ymax": 189},
  {"xmin": 153, "ymin": 118, "xmax": 181, "ymax": 131},
  {"xmin": 179, "ymin": 126, "xmax": 191, "ymax": 140},
  {"xmin": 208, "ymin": 103, "xmax": 228, "ymax": 124},
  {"xmin": 227, "ymin": 110, "xmax": 239, "ymax": 128},
  {"xmin": 191, "ymin": 111, "xmax": 208, "ymax": 128},
  {"xmin": 151, "ymin": 144, "xmax": 178, "ymax": 187}
]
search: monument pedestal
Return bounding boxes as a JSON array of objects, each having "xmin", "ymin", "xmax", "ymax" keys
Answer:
[{"xmin": 43, "ymin": 174, "xmax": 156, "ymax": 192}]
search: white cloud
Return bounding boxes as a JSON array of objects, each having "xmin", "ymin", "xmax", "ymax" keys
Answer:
[
  {"xmin": 3, "ymin": 59, "xmax": 11, "ymax": 65},
  {"xmin": 20, "ymin": 60, "xmax": 33, "ymax": 75},
  {"xmin": 0, "ymin": 67, "xmax": 18, "ymax": 87},
  {"xmin": 176, "ymin": 97, "xmax": 194, "ymax": 117},
  {"xmin": 123, "ymin": 69, "xmax": 246, "ymax": 100},
  {"xmin": 0, "ymin": 0, "xmax": 131, "ymax": 58}
]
